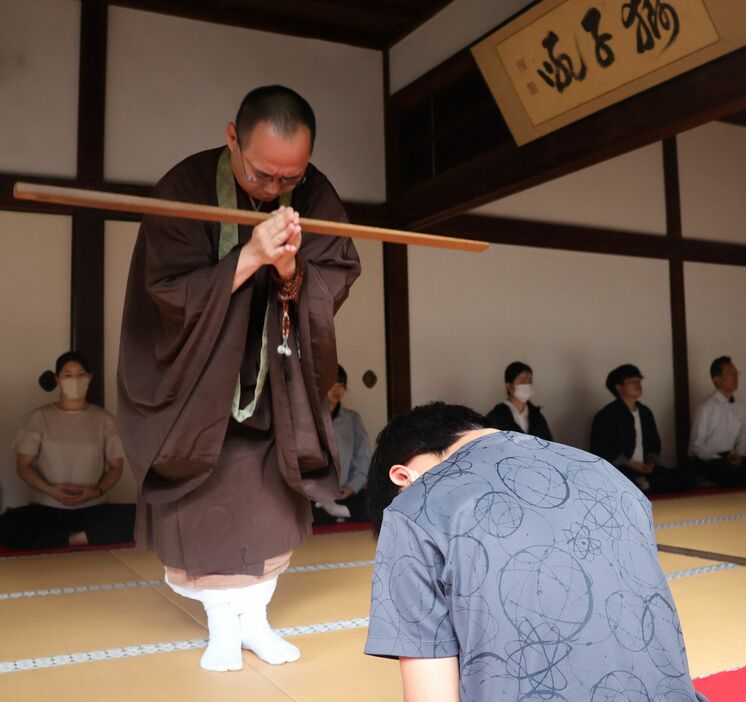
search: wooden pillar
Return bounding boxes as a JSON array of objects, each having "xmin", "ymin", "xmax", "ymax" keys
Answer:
[
  {"xmin": 71, "ymin": 1, "xmax": 107, "ymax": 404},
  {"xmin": 663, "ymin": 137, "xmax": 691, "ymax": 467},
  {"xmin": 382, "ymin": 49, "xmax": 412, "ymax": 418}
]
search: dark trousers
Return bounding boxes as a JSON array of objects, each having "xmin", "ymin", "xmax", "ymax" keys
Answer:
[
  {"xmin": 0, "ymin": 503, "xmax": 136, "ymax": 550},
  {"xmin": 311, "ymin": 489, "xmax": 369, "ymax": 525},
  {"xmin": 617, "ymin": 464, "xmax": 696, "ymax": 495},
  {"xmin": 692, "ymin": 458, "xmax": 746, "ymax": 487}
]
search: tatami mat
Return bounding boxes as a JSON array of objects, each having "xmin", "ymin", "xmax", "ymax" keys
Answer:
[
  {"xmin": 289, "ymin": 531, "xmax": 376, "ymax": 566},
  {"xmin": 244, "ymin": 628, "xmax": 400, "ymax": 702},
  {"xmin": 0, "ymin": 649, "xmax": 294, "ymax": 702},
  {"xmin": 0, "ymin": 587, "xmax": 205, "ymax": 661},
  {"xmin": 271, "ymin": 567, "xmax": 372, "ymax": 628},
  {"xmin": 109, "ymin": 548, "xmax": 166, "ymax": 581},
  {"xmin": 652, "ymin": 492, "xmax": 746, "ymax": 525},
  {"xmin": 0, "ymin": 551, "xmax": 143, "ymax": 593},
  {"xmin": 1, "ymin": 495, "xmax": 744, "ymax": 700},
  {"xmin": 668, "ymin": 566, "xmax": 746, "ymax": 678}
]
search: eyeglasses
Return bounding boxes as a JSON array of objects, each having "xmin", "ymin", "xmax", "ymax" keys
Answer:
[{"xmin": 236, "ymin": 136, "xmax": 306, "ymax": 189}]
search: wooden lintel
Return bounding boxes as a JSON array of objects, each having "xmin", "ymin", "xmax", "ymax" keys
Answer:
[
  {"xmin": 428, "ymin": 213, "xmax": 746, "ymax": 267},
  {"xmin": 427, "ymin": 214, "xmax": 670, "ymax": 259}
]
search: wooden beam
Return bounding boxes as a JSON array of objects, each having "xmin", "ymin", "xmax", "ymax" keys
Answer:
[
  {"xmin": 721, "ymin": 109, "xmax": 746, "ymax": 128},
  {"xmin": 388, "ymin": 47, "xmax": 746, "ymax": 230}
]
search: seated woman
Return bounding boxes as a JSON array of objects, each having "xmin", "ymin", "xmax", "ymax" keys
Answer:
[
  {"xmin": 313, "ymin": 365, "xmax": 371, "ymax": 524},
  {"xmin": 0, "ymin": 351, "xmax": 135, "ymax": 550},
  {"xmin": 590, "ymin": 363, "xmax": 694, "ymax": 494},
  {"xmin": 485, "ymin": 361, "xmax": 553, "ymax": 441}
]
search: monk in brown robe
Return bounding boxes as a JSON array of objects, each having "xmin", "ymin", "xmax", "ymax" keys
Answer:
[{"xmin": 117, "ymin": 86, "xmax": 360, "ymax": 671}]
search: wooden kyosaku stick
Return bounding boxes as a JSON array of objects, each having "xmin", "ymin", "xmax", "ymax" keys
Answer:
[{"xmin": 13, "ymin": 182, "xmax": 488, "ymax": 253}]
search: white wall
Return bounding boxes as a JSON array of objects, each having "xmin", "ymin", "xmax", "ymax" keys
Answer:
[
  {"xmin": 474, "ymin": 143, "xmax": 667, "ymax": 234},
  {"xmin": 334, "ymin": 240, "xmax": 388, "ymax": 442},
  {"xmin": 0, "ymin": 212, "xmax": 71, "ymax": 509},
  {"xmin": 684, "ymin": 262, "xmax": 746, "ymax": 412},
  {"xmin": 105, "ymin": 7, "xmax": 386, "ymax": 202},
  {"xmin": 409, "ymin": 244, "xmax": 676, "ymax": 465},
  {"xmin": 0, "ymin": 0, "xmax": 79, "ymax": 176},
  {"xmin": 389, "ymin": 0, "xmax": 529, "ymax": 93},
  {"xmin": 679, "ymin": 122, "xmax": 746, "ymax": 244}
]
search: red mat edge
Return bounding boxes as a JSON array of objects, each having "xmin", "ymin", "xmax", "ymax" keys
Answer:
[
  {"xmin": 694, "ymin": 665, "xmax": 746, "ymax": 700},
  {"xmin": 312, "ymin": 521, "xmax": 372, "ymax": 536}
]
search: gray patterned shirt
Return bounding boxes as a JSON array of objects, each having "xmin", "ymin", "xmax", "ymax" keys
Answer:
[{"xmin": 365, "ymin": 431, "xmax": 706, "ymax": 702}]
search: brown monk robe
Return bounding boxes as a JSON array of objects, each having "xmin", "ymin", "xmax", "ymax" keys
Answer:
[
  {"xmin": 118, "ymin": 85, "xmax": 360, "ymax": 672},
  {"xmin": 118, "ymin": 146, "xmax": 359, "ymax": 578}
]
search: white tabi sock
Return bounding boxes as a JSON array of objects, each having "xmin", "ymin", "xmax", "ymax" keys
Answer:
[
  {"xmin": 229, "ymin": 577, "xmax": 301, "ymax": 665},
  {"xmin": 200, "ymin": 599, "xmax": 243, "ymax": 672},
  {"xmin": 165, "ymin": 576, "xmax": 243, "ymax": 672}
]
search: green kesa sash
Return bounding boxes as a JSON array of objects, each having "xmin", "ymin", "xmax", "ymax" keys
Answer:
[{"xmin": 216, "ymin": 147, "xmax": 291, "ymax": 422}]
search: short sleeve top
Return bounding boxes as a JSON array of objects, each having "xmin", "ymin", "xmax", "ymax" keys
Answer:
[
  {"xmin": 12, "ymin": 403, "xmax": 124, "ymax": 509},
  {"xmin": 365, "ymin": 431, "xmax": 704, "ymax": 702}
]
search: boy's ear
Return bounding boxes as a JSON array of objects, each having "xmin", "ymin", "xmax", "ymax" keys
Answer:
[{"xmin": 389, "ymin": 464, "xmax": 416, "ymax": 488}]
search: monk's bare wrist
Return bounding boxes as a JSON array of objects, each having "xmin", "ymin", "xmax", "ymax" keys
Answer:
[{"xmin": 274, "ymin": 259, "xmax": 297, "ymax": 281}]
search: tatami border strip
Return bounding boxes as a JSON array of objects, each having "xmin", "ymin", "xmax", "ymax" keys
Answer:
[
  {"xmin": 655, "ymin": 513, "xmax": 746, "ymax": 531},
  {"xmin": 0, "ymin": 617, "xmax": 370, "ymax": 674},
  {"xmin": 0, "ymin": 579, "xmax": 164, "ymax": 601},
  {"xmin": 665, "ymin": 562, "xmax": 738, "ymax": 580},
  {"xmin": 0, "ymin": 561, "xmax": 376, "ymax": 600},
  {"xmin": 285, "ymin": 559, "xmax": 375, "ymax": 573}
]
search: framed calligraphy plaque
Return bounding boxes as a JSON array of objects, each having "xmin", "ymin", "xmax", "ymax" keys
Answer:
[{"xmin": 472, "ymin": 0, "xmax": 746, "ymax": 144}]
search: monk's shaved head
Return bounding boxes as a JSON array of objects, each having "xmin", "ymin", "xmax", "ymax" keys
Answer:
[{"xmin": 236, "ymin": 85, "xmax": 316, "ymax": 147}]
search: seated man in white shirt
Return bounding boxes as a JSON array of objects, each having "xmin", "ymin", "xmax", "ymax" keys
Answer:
[{"xmin": 689, "ymin": 356, "xmax": 746, "ymax": 487}]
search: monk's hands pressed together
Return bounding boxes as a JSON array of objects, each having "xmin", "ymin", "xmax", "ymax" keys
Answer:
[
  {"xmin": 233, "ymin": 207, "xmax": 301, "ymax": 291},
  {"xmin": 249, "ymin": 206, "xmax": 301, "ymax": 269}
]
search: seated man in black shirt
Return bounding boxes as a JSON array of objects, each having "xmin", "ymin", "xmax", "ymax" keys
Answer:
[
  {"xmin": 590, "ymin": 364, "xmax": 694, "ymax": 494},
  {"xmin": 485, "ymin": 361, "xmax": 552, "ymax": 440}
]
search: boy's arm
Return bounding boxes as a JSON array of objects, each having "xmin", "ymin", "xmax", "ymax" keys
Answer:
[{"xmin": 400, "ymin": 656, "xmax": 460, "ymax": 702}]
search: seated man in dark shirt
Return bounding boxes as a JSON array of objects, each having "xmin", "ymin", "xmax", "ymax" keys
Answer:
[
  {"xmin": 590, "ymin": 364, "xmax": 694, "ymax": 494},
  {"xmin": 364, "ymin": 402, "xmax": 705, "ymax": 702},
  {"xmin": 485, "ymin": 361, "xmax": 552, "ymax": 440}
]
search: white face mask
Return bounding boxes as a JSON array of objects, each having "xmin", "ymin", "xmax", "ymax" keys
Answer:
[
  {"xmin": 60, "ymin": 376, "xmax": 90, "ymax": 401},
  {"xmin": 512, "ymin": 383, "xmax": 534, "ymax": 404}
]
